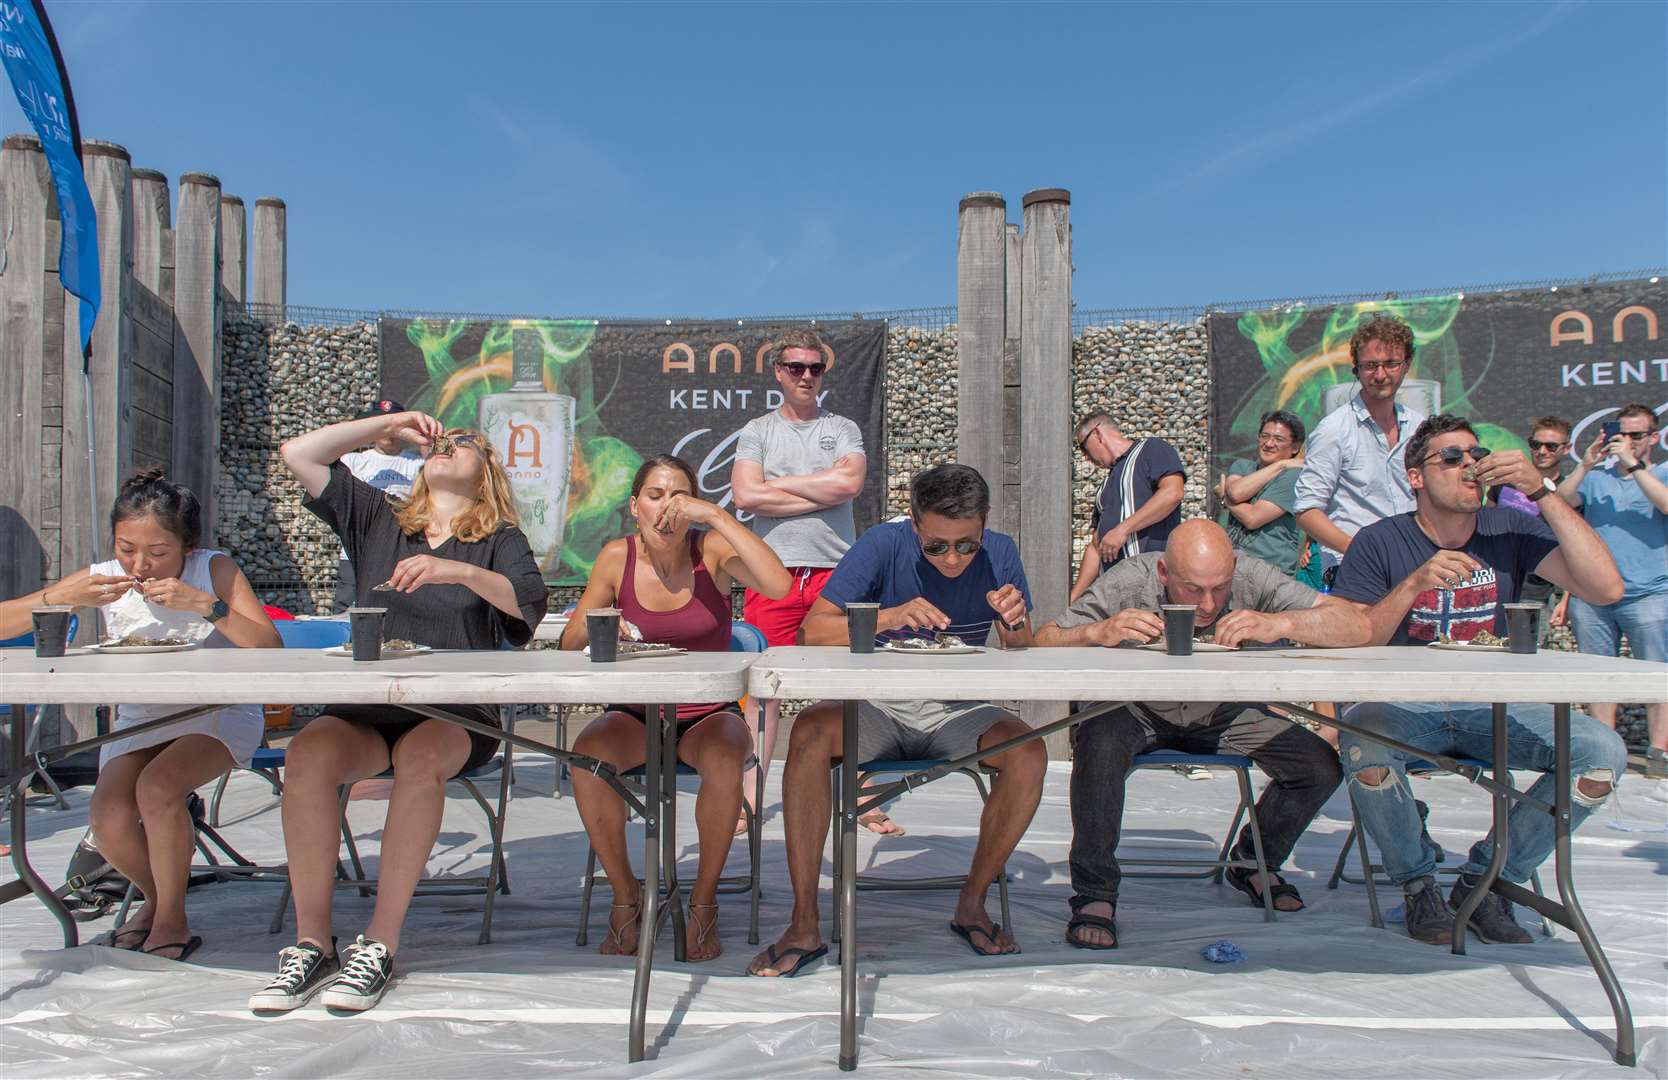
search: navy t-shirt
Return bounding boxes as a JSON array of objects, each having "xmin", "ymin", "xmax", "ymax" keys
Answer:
[
  {"xmin": 820, "ymin": 519, "xmax": 1031, "ymax": 646},
  {"xmin": 1331, "ymin": 508, "xmax": 1559, "ymax": 646},
  {"xmin": 1093, "ymin": 437, "xmax": 1186, "ymax": 557}
]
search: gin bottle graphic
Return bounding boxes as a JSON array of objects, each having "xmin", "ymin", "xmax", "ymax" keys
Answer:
[{"xmin": 479, "ymin": 327, "xmax": 576, "ymax": 577}]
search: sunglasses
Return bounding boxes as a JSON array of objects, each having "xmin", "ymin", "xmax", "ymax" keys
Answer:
[
  {"xmin": 920, "ymin": 537, "xmax": 982, "ymax": 557},
  {"xmin": 1528, "ymin": 439, "xmax": 1567, "ymax": 452},
  {"xmin": 777, "ymin": 361, "xmax": 826, "ymax": 378},
  {"xmin": 1612, "ymin": 431, "xmax": 1653, "ymax": 441},
  {"xmin": 428, "ymin": 432, "xmax": 486, "ymax": 457},
  {"xmin": 1422, "ymin": 445, "xmax": 1489, "ymax": 467},
  {"xmin": 1077, "ymin": 428, "xmax": 1101, "ymax": 453}
]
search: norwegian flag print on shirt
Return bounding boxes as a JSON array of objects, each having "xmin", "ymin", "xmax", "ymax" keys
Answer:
[{"xmin": 1407, "ymin": 566, "xmax": 1499, "ymax": 643}]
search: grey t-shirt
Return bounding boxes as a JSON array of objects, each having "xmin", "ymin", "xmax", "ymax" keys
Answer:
[
  {"xmin": 1055, "ymin": 551, "xmax": 1319, "ymax": 725},
  {"xmin": 734, "ymin": 409, "xmax": 864, "ymax": 568}
]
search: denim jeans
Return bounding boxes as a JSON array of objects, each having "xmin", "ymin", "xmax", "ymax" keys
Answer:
[
  {"xmin": 1069, "ymin": 703, "xmax": 1342, "ymax": 905},
  {"xmin": 1568, "ymin": 591, "xmax": 1668, "ymax": 664},
  {"xmin": 1340, "ymin": 701, "xmax": 1627, "ymax": 886}
]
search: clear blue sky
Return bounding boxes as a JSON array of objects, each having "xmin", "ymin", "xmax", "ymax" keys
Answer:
[{"xmin": 7, "ymin": 0, "xmax": 1665, "ymax": 317}]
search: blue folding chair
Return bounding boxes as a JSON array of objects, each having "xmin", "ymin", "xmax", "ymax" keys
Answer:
[
  {"xmin": 3, "ymin": 616, "xmax": 80, "ymax": 811},
  {"xmin": 576, "ymin": 622, "xmax": 768, "ymax": 948}
]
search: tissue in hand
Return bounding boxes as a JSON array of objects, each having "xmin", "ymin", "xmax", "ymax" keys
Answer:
[{"xmin": 101, "ymin": 587, "xmax": 213, "ymax": 646}]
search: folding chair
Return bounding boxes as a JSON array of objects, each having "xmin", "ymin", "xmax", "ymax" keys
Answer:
[
  {"xmin": 1326, "ymin": 757, "xmax": 1553, "ymax": 936},
  {"xmin": 575, "ymin": 622, "xmax": 769, "ymax": 947},
  {"xmin": 3, "ymin": 618, "xmax": 80, "ymax": 812},
  {"xmin": 1118, "ymin": 749, "xmax": 1279, "ymax": 922}
]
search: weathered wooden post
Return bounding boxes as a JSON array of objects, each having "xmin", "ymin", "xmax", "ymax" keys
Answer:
[
  {"xmin": 251, "ymin": 196, "xmax": 286, "ymax": 311},
  {"xmin": 1020, "ymin": 188, "xmax": 1072, "ymax": 752},
  {"xmin": 956, "ymin": 192, "xmax": 1007, "ymax": 537},
  {"xmin": 1002, "ymin": 221, "xmax": 1023, "ymax": 541},
  {"xmin": 173, "ymin": 173, "xmax": 222, "ymax": 540},
  {"xmin": 0, "ymin": 135, "xmax": 50, "ymax": 598},
  {"xmin": 220, "ymin": 194, "xmax": 246, "ymax": 305},
  {"xmin": 131, "ymin": 168, "xmax": 170, "ymax": 300}
]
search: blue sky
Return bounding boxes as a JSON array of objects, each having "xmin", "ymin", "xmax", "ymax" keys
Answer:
[{"xmin": 7, "ymin": 0, "xmax": 1665, "ymax": 317}]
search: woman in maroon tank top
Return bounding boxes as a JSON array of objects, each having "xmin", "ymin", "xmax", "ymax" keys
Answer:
[{"xmin": 562, "ymin": 455, "xmax": 789, "ymax": 961}]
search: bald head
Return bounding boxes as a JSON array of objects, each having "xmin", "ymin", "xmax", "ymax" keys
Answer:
[{"xmin": 1157, "ymin": 520, "xmax": 1237, "ymax": 626}]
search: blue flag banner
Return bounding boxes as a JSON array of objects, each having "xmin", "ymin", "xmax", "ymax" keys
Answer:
[{"xmin": 1, "ymin": 0, "xmax": 98, "ymax": 357}]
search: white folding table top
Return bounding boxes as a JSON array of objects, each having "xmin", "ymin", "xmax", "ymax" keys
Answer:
[
  {"xmin": 0, "ymin": 647, "xmax": 752, "ymax": 706},
  {"xmin": 745, "ymin": 645, "xmax": 1668, "ymax": 705}
]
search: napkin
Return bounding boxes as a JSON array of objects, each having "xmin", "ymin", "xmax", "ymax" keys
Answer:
[{"xmin": 101, "ymin": 585, "xmax": 213, "ymax": 645}]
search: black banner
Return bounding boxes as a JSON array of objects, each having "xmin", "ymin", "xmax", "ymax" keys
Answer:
[
  {"xmin": 379, "ymin": 318, "xmax": 887, "ymax": 585},
  {"xmin": 1207, "ymin": 278, "xmax": 1668, "ymax": 483}
]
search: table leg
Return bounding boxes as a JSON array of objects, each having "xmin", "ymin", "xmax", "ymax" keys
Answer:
[
  {"xmin": 839, "ymin": 698, "xmax": 859, "ymax": 1071},
  {"xmin": 664, "ymin": 705, "xmax": 687, "ymax": 963},
  {"xmin": 1452, "ymin": 703, "xmax": 1510, "ymax": 956},
  {"xmin": 6, "ymin": 707, "xmax": 78, "ymax": 947},
  {"xmin": 629, "ymin": 702, "xmax": 666, "ymax": 1063},
  {"xmin": 1551, "ymin": 703, "xmax": 1635, "ymax": 1066}
]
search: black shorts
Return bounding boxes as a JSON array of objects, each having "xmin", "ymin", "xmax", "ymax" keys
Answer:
[
  {"xmin": 325, "ymin": 703, "xmax": 503, "ymax": 775},
  {"xmin": 604, "ymin": 702, "xmax": 744, "ymax": 738}
]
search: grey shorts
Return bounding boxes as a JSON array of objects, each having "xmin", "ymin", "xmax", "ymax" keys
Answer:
[{"xmin": 851, "ymin": 699, "xmax": 1016, "ymax": 765}]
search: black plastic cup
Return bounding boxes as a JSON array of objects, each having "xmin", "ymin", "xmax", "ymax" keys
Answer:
[
  {"xmin": 348, "ymin": 607, "xmax": 387, "ymax": 661},
  {"xmin": 846, "ymin": 603, "xmax": 880, "ymax": 654},
  {"xmin": 1503, "ymin": 603, "xmax": 1540, "ymax": 655},
  {"xmin": 31, "ymin": 606, "xmax": 73, "ymax": 658},
  {"xmin": 1161, "ymin": 605, "xmax": 1197, "ymax": 656},
  {"xmin": 588, "ymin": 607, "xmax": 621, "ymax": 663}
]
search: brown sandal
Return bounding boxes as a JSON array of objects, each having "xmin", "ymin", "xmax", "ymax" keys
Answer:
[
  {"xmin": 687, "ymin": 902, "xmax": 721, "ymax": 961},
  {"xmin": 602, "ymin": 901, "xmax": 641, "ymax": 956}
]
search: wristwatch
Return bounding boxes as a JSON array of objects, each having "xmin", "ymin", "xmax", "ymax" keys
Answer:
[
  {"xmin": 1624, "ymin": 461, "xmax": 1647, "ymax": 475},
  {"xmin": 205, "ymin": 599, "xmax": 230, "ymax": 623},
  {"xmin": 1525, "ymin": 477, "xmax": 1557, "ymax": 502}
]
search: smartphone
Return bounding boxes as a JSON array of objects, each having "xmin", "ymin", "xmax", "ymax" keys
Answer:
[{"xmin": 1601, "ymin": 421, "xmax": 1621, "ymax": 441}]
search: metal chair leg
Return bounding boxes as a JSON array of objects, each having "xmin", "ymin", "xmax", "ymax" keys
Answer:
[
  {"xmin": 1233, "ymin": 766, "xmax": 1277, "ymax": 922},
  {"xmin": 576, "ymin": 843, "xmax": 599, "ymax": 947},
  {"xmin": 749, "ymin": 739, "xmax": 764, "ymax": 946}
]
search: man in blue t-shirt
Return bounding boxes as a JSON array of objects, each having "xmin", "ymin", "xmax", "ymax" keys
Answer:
[
  {"xmin": 1070, "ymin": 413, "xmax": 1186, "ymax": 602},
  {"xmin": 1331, "ymin": 414, "xmax": 1629, "ymax": 947},
  {"xmin": 1555, "ymin": 402, "xmax": 1668, "ymax": 776},
  {"xmin": 749, "ymin": 464, "xmax": 1046, "ymax": 977}
]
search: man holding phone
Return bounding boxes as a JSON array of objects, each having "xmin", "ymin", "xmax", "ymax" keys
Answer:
[{"xmin": 1557, "ymin": 403, "xmax": 1668, "ymax": 778}]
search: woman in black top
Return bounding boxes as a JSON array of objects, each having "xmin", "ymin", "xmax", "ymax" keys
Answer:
[{"xmin": 254, "ymin": 409, "xmax": 546, "ymax": 1016}]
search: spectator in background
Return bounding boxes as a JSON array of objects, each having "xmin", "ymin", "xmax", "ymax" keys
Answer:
[
  {"xmin": 331, "ymin": 399, "xmax": 423, "ymax": 612},
  {"xmin": 1218, "ymin": 410, "xmax": 1311, "ymax": 579},
  {"xmin": 1293, "ymin": 314, "xmax": 1428, "ymax": 584},
  {"xmin": 1557, "ymin": 403, "xmax": 1668, "ymax": 779},
  {"xmin": 1489, "ymin": 415, "xmax": 1574, "ymax": 645},
  {"xmin": 1070, "ymin": 413, "xmax": 1185, "ymax": 603}
]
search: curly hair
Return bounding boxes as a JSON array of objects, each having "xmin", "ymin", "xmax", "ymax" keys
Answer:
[
  {"xmin": 1349, "ymin": 313, "xmax": 1416, "ymax": 368},
  {"xmin": 767, "ymin": 327, "xmax": 826, "ymax": 366},
  {"xmin": 1405, "ymin": 414, "xmax": 1476, "ymax": 473}
]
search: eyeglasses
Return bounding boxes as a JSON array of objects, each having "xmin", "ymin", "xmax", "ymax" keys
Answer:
[
  {"xmin": 777, "ymin": 361, "xmax": 826, "ymax": 378},
  {"xmin": 1528, "ymin": 439, "xmax": 1567, "ymax": 452},
  {"xmin": 1257, "ymin": 432, "xmax": 1294, "ymax": 446},
  {"xmin": 920, "ymin": 536, "xmax": 982, "ymax": 557},
  {"xmin": 1422, "ymin": 445, "xmax": 1488, "ymax": 468},
  {"xmin": 1357, "ymin": 359, "xmax": 1409, "ymax": 376}
]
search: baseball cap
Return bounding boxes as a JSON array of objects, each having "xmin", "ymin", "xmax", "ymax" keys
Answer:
[{"xmin": 354, "ymin": 399, "xmax": 406, "ymax": 420}]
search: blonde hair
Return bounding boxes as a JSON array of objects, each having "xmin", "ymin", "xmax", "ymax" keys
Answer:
[{"xmin": 392, "ymin": 428, "xmax": 520, "ymax": 542}]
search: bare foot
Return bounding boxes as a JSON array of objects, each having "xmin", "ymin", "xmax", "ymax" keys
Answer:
[
  {"xmin": 687, "ymin": 902, "xmax": 721, "ymax": 961},
  {"xmin": 748, "ymin": 925, "xmax": 825, "ymax": 976},
  {"xmin": 857, "ymin": 808, "xmax": 905, "ymax": 836},
  {"xmin": 1067, "ymin": 900, "xmax": 1116, "ymax": 948},
  {"xmin": 1244, "ymin": 870, "xmax": 1305, "ymax": 912},
  {"xmin": 600, "ymin": 901, "xmax": 641, "ymax": 956},
  {"xmin": 950, "ymin": 897, "xmax": 1017, "ymax": 955},
  {"xmin": 140, "ymin": 917, "xmax": 191, "ymax": 956}
]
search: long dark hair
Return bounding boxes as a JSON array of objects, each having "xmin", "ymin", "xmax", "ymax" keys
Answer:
[{"xmin": 111, "ymin": 467, "xmax": 202, "ymax": 547}]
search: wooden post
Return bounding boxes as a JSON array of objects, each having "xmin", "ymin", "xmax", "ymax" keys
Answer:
[
  {"xmin": 1020, "ymin": 188, "xmax": 1073, "ymax": 754},
  {"xmin": 131, "ymin": 168, "xmax": 170, "ymax": 300},
  {"xmin": 0, "ymin": 135, "xmax": 50, "ymax": 599},
  {"xmin": 173, "ymin": 173, "xmax": 222, "ymax": 541},
  {"xmin": 956, "ymin": 192, "xmax": 1007, "ymax": 537},
  {"xmin": 1002, "ymin": 222, "xmax": 1023, "ymax": 541},
  {"xmin": 220, "ymin": 194, "xmax": 246, "ymax": 306},
  {"xmin": 78, "ymin": 141, "xmax": 134, "ymax": 553},
  {"xmin": 251, "ymin": 196, "xmax": 286, "ymax": 311}
]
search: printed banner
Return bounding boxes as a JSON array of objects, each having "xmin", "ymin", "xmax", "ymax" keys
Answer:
[
  {"xmin": 1207, "ymin": 278, "xmax": 1668, "ymax": 486},
  {"xmin": 379, "ymin": 318, "xmax": 888, "ymax": 584}
]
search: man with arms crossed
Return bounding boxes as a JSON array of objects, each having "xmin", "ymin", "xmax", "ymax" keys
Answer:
[
  {"xmin": 1035, "ymin": 520, "xmax": 1370, "ymax": 948},
  {"xmin": 1332, "ymin": 415, "xmax": 1627, "ymax": 945},
  {"xmin": 748, "ymin": 465, "xmax": 1045, "ymax": 975},
  {"xmin": 1070, "ymin": 414, "xmax": 1186, "ymax": 603},
  {"xmin": 731, "ymin": 329, "xmax": 867, "ymax": 827}
]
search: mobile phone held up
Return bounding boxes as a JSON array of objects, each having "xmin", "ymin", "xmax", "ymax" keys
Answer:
[{"xmin": 1601, "ymin": 420, "xmax": 1621, "ymax": 441}]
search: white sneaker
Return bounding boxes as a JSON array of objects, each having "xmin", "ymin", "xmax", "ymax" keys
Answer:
[
  {"xmin": 1171, "ymin": 764, "xmax": 1213, "ymax": 781},
  {"xmin": 249, "ymin": 940, "xmax": 338, "ymax": 1013},
  {"xmin": 320, "ymin": 935, "xmax": 394, "ymax": 1012}
]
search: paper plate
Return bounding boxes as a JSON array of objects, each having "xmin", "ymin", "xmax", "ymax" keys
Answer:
[
  {"xmin": 89, "ymin": 641, "xmax": 202, "ymax": 654},
  {"xmin": 323, "ymin": 644, "xmax": 433, "ymax": 658},
  {"xmin": 1137, "ymin": 641, "xmax": 1238, "ymax": 653}
]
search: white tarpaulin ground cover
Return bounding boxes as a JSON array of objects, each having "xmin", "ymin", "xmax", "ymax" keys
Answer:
[{"xmin": 3, "ymin": 760, "xmax": 1664, "ymax": 1078}]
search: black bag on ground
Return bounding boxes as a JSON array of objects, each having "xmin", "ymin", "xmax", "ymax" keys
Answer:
[{"xmin": 59, "ymin": 792, "xmax": 223, "ymax": 920}]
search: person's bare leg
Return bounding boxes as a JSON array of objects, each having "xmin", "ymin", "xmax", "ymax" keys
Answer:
[
  {"xmin": 571, "ymin": 711, "xmax": 648, "ymax": 955},
  {"xmin": 1588, "ymin": 702, "xmax": 1619, "ymax": 731},
  {"xmin": 130, "ymin": 735, "xmax": 236, "ymax": 954},
  {"xmin": 87, "ymin": 747, "xmax": 163, "ymax": 942},
  {"xmin": 1647, "ymin": 703, "xmax": 1667, "ymax": 754},
  {"xmin": 749, "ymin": 702, "xmax": 841, "ymax": 975},
  {"xmin": 361, "ymin": 720, "xmax": 472, "ymax": 953},
  {"xmin": 952, "ymin": 717, "xmax": 1047, "ymax": 954},
  {"xmin": 280, "ymin": 716, "xmax": 390, "ymax": 952},
  {"xmin": 679, "ymin": 711, "xmax": 749, "ymax": 961}
]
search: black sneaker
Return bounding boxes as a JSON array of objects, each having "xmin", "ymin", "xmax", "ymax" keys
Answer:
[
  {"xmin": 249, "ymin": 939, "xmax": 338, "ymax": 1013},
  {"xmin": 321, "ymin": 935, "xmax": 394, "ymax": 1012},
  {"xmin": 1402, "ymin": 875, "xmax": 1455, "ymax": 945},
  {"xmin": 1449, "ymin": 874, "xmax": 1533, "ymax": 944}
]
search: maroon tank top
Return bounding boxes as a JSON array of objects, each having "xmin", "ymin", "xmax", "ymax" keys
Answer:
[{"xmin": 618, "ymin": 532, "xmax": 731, "ymax": 719}]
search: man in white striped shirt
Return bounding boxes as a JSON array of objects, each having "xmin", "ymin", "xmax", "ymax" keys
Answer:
[{"xmin": 1070, "ymin": 414, "xmax": 1186, "ymax": 603}]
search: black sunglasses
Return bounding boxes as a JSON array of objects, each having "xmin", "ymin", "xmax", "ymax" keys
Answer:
[
  {"xmin": 777, "ymin": 361, "xmax": 826, "ymax": 378},
  {"xmin": 1527, "ymin": 438, "xmax": 1566, "ymax": 452},
  {"xmin": 921, "ymin": 537, "xmax": 981, "ymax": 557},
  {"xmin": 1423, "ymin": 445, "xmax": 1489, "ymax": 467}
]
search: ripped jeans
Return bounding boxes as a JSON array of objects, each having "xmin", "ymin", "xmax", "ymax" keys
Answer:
[{"xmin": 1339, "ymin": 701, "xmax": 1627, "ymax": 886}]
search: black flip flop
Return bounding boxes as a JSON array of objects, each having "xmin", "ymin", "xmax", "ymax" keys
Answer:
[
  {"xmin": 950, "ymin": 921, "xmax": 1018, "ymax": 956},
  {"xmin": 104, "ymin": 925, "xmax": 150, "ymax": 951},
  {"xmin": 1066, "ymin": 906, "xmax": 1118, "ymax": 950},
  {"xmin": 749, "ymin": 943, "xmax": 827, "ymax": 978},
  {"xmin": 1224, "ymin": 865, "xmax": 1304, "ymax": 911},
  {"xmin": 142, "ymin": 936, "xmax": 203, "ymax": 963}
]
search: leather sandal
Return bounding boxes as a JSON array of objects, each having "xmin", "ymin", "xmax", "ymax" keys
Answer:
[
  {"xmin": 1225, "ymin": 864, "xmax": 1304, "ymax": 911},
  {"xmin": 602, "ymin": 901, "xmax": 642, "ymax": 955},
  {"xmin": 687, "ymin": 902, "xmax": 721, "ymax": 961}
]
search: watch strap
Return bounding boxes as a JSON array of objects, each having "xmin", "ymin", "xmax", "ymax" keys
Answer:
[
  {"xmin": 1525, "ymin": 477, "xmax": 1556, "ymax": 502},
  {"xmin": 1624, "ymin": 461, "xmax": 1647, "ymax": 475},
  {"xmin": 206, "ymin": 599, "xmax": 230, "ymax": 622}
]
